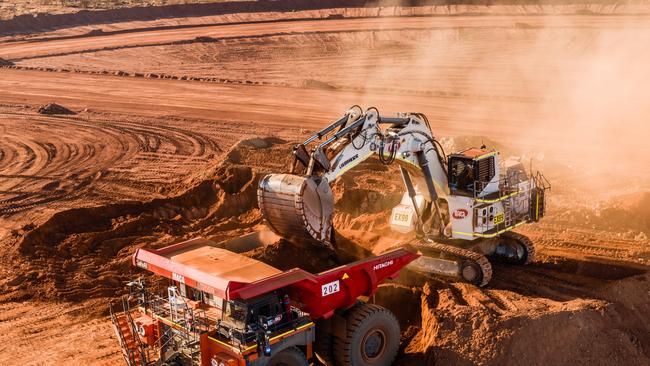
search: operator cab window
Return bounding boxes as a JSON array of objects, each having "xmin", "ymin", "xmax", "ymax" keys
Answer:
[
  {"xmin": 448, "ymin": 148, "xmax": 496, "ymax": 196},
  {"xmin": 448, "ymin": 156, "xmax": 475, "ymax": 196},
  {"xmin": 223, "ymin": 300, "xmax": 248, "ymax": 328}
]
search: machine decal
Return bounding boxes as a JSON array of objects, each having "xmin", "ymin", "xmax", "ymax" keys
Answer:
[
  {"xmin": 135, "ymin": 259, "xmax": 148, "ymax": 270},
  {"xmin": 393, "ymin": 212, "xmax": 410, "ymax": 223},
  {"xmin": 493, "ymin": 213, "xmax": 505, "ymax": 225},
  {"xmin": 373, "ymin": 260, "xmax": 394, "ymax": 271},
  {"xmin": 338, "ymin": 153, "xmax": 359, "ymax": 169},
  {"xmin": 321, "ymin": 280, "xmax": 340, "ymax": 297},
  {"xmin": 342, "ymin": 272, "xmax": 350, "ymax": 280},
  {"xmin": 452, "ymin": 208, "xmax": 469, "ymax": 219},
  {"xmin": 172, "ymin": 272, "xmax": 185, "ymax": 284}
]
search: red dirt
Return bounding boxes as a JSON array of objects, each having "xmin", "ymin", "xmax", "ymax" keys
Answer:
[{"xmin": 1, "ymin": 5, "xmax": 650, "ymax": 366}]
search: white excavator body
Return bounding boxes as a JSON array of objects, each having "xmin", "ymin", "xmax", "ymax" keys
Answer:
[{"xmin": 257, "ymin": 106, "xmax": 549, "ymax": 286}]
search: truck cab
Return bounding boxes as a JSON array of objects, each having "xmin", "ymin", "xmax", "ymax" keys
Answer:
[
  {"xmin": 211, "ymin": 292, "xmax": 314, "ymax": 358},
  {"xmin": 202, "ymin": 294, "xmax": 315, "ymax": 366}
]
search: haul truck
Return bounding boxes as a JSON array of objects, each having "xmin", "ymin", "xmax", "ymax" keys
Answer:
[{"xmin": 111, "ymin": 233, "xmax": 419, "ymax": 366}]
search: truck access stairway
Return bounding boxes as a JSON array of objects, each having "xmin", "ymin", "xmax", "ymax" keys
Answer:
[{"xmin": 110, "ymin": 302, "xmax": 149, "ymax": 366}]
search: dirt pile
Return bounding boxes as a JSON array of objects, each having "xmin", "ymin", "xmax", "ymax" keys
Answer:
[
  {"xmin": 371, "ymin": 268, "xmax": 650, "ymax": 366},
  {"xmin": 0, "ymin": 137, "xmax": 293, "ymax": 302},
  {"xmin": 299, "ymin": 79, "xmax": 337, "ymax": 90},
  {"xmin": 248, "ymin": 238, "xmax": 339, "ymax": 273},
  {"xmin": 37, "ymin": 102, "xmax": 75, "ymax": 115},
  {"xmin": 594, "ymin": 193, "xmax": 650, "ymax": 235},
  {"xmin": 406, "ymin": 281, "xmax": 650, "ymax": 366}
]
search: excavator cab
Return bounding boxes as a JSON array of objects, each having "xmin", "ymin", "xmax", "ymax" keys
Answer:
[
  {"xmin": 448, "ymin": 155, "xmax": 475, "ymax": 195},
  {"xmin": 448, "ymin": 148, "xmax": 497, "ymax": 197}
]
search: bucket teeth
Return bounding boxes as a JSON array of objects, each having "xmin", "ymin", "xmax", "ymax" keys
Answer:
[{"xmin": 258, "ymin": 174, "xmax": 334, "ymax": 248}]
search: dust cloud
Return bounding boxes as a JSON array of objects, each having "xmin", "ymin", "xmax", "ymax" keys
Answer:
[{"xmin": 311, "ymin": 15, "xmax": 650, "ymax": 196}]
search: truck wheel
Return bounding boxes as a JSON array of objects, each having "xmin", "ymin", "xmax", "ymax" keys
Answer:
[
  {"xmin": 334, "ymin": 303, "xmax": 400, "ymax": 366},
  {"xmin": 315, "ymin": 326, "xmax": 335, "ymax": 366},
  {"xmin": 268, "ymin": 347, "xmax": 308, "ymax": 366}
]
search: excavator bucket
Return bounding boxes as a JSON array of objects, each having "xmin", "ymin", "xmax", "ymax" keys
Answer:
[{"xmin": 258, "ymin": 174, "xmax": 335, "ymax": 247}]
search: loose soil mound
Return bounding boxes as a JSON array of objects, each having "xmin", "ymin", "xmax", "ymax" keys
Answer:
[
  {"xmin": 37, "ymin": 102, "xmax": 75, "ymax": 115},
  {"xmin": 299, "ymin": 79, "xmax": 337, "ymax": 90},
  {"xmin": 400, "ymin": 276, "xmax": 650, "ymax": 366},
  {"xmin": 597, "ymin": 192, "xmax": 650, "ymax": 235},
  {"xmin": 1, "ymin": 137, "xmax": 291, "ymax": 301}
]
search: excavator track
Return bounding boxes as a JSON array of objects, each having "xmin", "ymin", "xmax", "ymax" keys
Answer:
[
  {"xmin": 500, "ymin": 231, "xmax": 535, "ymax": 265},
  {"xmin": 407, "ymin": 241, "xmax": 493, "ymax": 287}
]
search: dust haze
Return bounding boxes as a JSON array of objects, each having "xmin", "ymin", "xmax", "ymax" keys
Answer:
[{"xmin": 324, "ymin": 16, "xmax": 650, "ymax": 195}]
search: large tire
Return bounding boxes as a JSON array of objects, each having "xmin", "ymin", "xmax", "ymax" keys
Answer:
[
  {"xmin": 315, "ymin": 325, "xmax": 335, "ymax": 366},
  {"xmin": 333, "ymin": 303, "xmax": 400, "ymax": 366},
  {"xmin": 268, "ymin": 347, "xmax": 309, "ymax": 366}
]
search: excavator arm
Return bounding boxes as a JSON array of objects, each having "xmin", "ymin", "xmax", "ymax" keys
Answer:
[{"xmin": 258, "ymin": 107, "xmax": 450, "ymax": 247}]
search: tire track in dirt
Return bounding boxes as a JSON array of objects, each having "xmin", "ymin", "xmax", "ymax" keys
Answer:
[
  {"xmin": 0, "ymin": 111, "xmax": 223, "ymax": 217},
  {"xmin": 0, "ymin": 300, "xmax": 121, "ymax": 365}
]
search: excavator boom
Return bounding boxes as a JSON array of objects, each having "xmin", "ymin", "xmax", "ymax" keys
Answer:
[{"xmin": 258, "ymin": 107, "xmax": 449, "ymax": 246}]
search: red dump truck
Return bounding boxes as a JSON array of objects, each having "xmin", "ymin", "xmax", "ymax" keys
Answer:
[{"xmin": 111, "ymin": 232, "xmax": 419, "ymax": 366}]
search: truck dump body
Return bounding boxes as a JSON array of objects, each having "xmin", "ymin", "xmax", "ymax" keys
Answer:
[
  {"xmin": 133, "ymin": 237, "xmax": 282, "ymax": 300},
  {"xmin": 149, "ymin": 237, "xmax": 281, "ymax": 282},
  {"xmin": 132, "ymin": 237, "xmax": 419, "ymax": 319}
]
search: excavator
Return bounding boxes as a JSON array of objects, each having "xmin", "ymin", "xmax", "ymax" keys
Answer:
[{"xmin": 258, "ymin": 106, "xmax": 549, "ymax": 286}]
